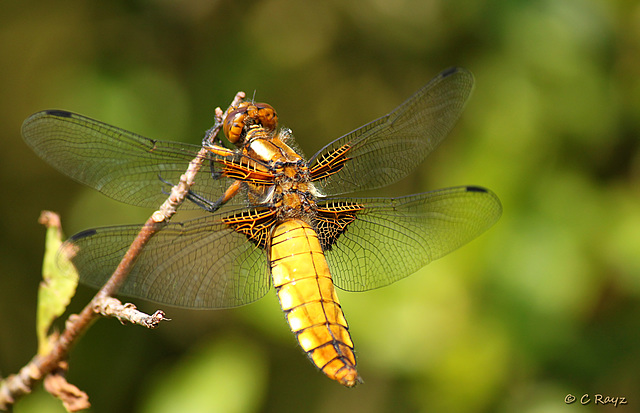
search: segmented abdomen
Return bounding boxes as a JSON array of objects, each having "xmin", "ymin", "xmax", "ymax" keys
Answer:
[{"xmin": 270, "ymin": 219, "xmax": 360, "ymax": 387}]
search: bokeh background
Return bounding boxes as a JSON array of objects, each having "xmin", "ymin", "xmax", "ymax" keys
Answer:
[{"xmin": 2, "ymin": 0, "xmax": 639, "ymax": 412}]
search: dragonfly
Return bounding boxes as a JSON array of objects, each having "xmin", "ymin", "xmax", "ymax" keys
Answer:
[{"xmin": 22, "ymin": 67, "xmax": 502, "ymax": 387}]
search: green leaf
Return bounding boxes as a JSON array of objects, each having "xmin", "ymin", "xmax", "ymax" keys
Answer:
[{"xmin": 36, "ymin": 212, "xmax": 79, "ymax": 356}]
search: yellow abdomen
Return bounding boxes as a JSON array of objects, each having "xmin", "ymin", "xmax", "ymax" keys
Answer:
[{"xmin": 270, "ymin": 219, "xmax": 360, "ymax": 387}]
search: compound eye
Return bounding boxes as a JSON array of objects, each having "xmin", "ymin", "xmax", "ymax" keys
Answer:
[
  {"xmin": 223, "ymin": 102, "xmax": 251, "ymax": 145},
  {"xmin": 223, "ymin": 108, "xmax": 247, "ymax": 144}
]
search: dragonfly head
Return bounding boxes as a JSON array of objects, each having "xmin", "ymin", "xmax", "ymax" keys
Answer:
[{"xmin": 223, "ymin": 101, "xmax": 278, "ymax": 146}]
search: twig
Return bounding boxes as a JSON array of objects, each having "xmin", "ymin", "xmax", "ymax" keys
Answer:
[
  {"xmin": 0, "ymin": 91, "xmax": 246, "ymax": 410},
  {"xmin": 94, "ymin": 297, "xmax": 169, "ymax": 328},
  {"xmin": 43, "ymin": 361, "xmax": 89, "ymax": 412}
]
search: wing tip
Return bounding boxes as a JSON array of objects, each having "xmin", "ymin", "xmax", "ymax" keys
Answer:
[
  {"xmin": 44, "ymin": 109, "xmax": 73, "ymax": 118},
  {"xmin": 441, "ymin": 66, "xmax": 460, "ymax": 77},
  {"xmin": 465, "ymin": 185, "xmax": 488, "ymax": 193},
  {"xmin": 68, "ymin": 228, "xmax": 98, "ymax": 242},
  {"xmin": 440, "ymin": 66, "xmax": 474, "ymax": 86}
]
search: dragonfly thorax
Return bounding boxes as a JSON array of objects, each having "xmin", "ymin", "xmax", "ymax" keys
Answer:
[
  {"xmin": 232, "ymin": 123, "xmax": 320, "ymax": 222},
  {"xmin": 272, "ymin": 178, "xmax": 318, "ymax": 220},
  {"xmin": 242, "ymin": 127, "xmax": 301, "ymax": 163}
]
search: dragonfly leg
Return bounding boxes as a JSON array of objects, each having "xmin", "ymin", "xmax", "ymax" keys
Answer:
[
  {"xmin": 211, "ymin": 180, "xmax": 242, "ymax": 209},
  {"xmin": 208, "ymin": 157, "xmax": 223, "ymax": 180},
  {"xmin": 157, "ymin": 174, "xmax": 227, "ymax": 213},
  {"xmin": 185, "ymin": 180, "xmax": 242, "ymax": 213},
  {"xmin": 204, "ymin": 143, "xmax": 235, "ymax": 157},
  {"xmin": 202, "ymin": 119, "xmax": 224, "ymax": 147},
  {"xmin": 185, "ymin": 189, "xmax": 220, "ymax": 212}
]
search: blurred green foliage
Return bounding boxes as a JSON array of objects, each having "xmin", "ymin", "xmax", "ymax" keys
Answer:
[
  {"xmin": 36, "ymin": 213, "xmax": 78, "ymax": 356},
  {"xmin": 1, "ymin": 0, "xmax": 639, "ymax": 412}
]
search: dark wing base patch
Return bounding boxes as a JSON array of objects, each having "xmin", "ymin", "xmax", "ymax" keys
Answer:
[
  {"xmin": 309, "ymin": 144, "xmax": 351, "ymax": 182},
  {"xmin": 314, "ymin": 202, "xmax": 364, "ymax": 250},
  {"xmin": 222, "ymin": 208, "xmax": 278, "ymax": 249}
]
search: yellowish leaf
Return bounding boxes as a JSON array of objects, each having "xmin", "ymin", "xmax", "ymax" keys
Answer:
[{"xmin": 36, "ymin": 212, "xmax": 79, "ymax": 356}]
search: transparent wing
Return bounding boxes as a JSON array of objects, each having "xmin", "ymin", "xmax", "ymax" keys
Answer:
[
  {"xmin": 64, "ymin": 214, "xmax": 270, "ymax": 308},
  {"xmin": 309, "ymin": 67, "xmax": 474, "ymax": 196},
  {"xmin": 22, "ymin": 110, "xmax": 241, "ymax": 209},
  {"xmin": 324, "ymin": 186, "xmax": 502, "ymax": 291}
]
